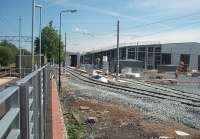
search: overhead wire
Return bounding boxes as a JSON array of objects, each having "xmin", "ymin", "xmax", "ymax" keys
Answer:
[
  {"xmin": 126, "ymin": 19, "xmax": 200, "ymax": 40},
  {"xmin": 0, "ymin": 15, "xmax": 18, "ymax": 34},
  {"xmin": 78, "ymin": 12, "xmax": 200, "ymax": 39},
  {"xmin": 122, "ymin": 11, "xmax": 200, "ymax": 31}
]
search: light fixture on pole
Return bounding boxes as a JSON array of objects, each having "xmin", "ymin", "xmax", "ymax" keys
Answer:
[
  {"xmin": 59, "ymin": 9, "xmax": 77, "ymax": 92},
  {"xmin": 35, "ymin": 5, "xmax": 43, "ymax": 68}
]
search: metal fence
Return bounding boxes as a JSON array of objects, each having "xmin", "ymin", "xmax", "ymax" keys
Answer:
[{"xmin": 0, "ymin": 64, "xmax": 51, "ymax": 139}]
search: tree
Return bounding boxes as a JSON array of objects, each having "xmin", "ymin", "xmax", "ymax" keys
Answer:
[
  {"xmin": 35, "ymin": 21, "xmax": 64, "ymax": 63},
  {"xmin": 0, "ymin": 46, "xmax": 14, "ymax": 66},
  {"xmin": 0, "ymin": 40, "xmax": 18, "ymax": 63}
]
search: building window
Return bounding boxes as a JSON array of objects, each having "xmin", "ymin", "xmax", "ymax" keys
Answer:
[
  {"xmin": 110, "ymin": 50, "xmax": 115, "ymax": 60},
  {"xmin": 120, "ymin": 48, "xmax": 126, "ymax": 60},
  {"xmin": 180, "ymin": 54, "xmax": 190, "ymax": 65},
  {"xmin": 128, "ymin": 48, "xmax": 135, "ymax": 59},
  {"xmin": 162, "ymin": 53, "xmax": 171, "ymax": 64},
  {"xmin": 138, "ymin": 47, "xmax": 145, "ymax": 61},
  {"xmin": 155, "ymin": 47, "xmax": 161, "ymax": 68},
  {"xmin": 198, "ymin": 55, "xmax": 200, "ymax": 70}
]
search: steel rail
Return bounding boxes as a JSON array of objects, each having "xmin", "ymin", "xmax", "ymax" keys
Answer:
[
  {"xmin": 67, "ymin": 67, "xmax": 200, "ymax": 101},
  {"xmin": 124, "ymin": 78, "xmax": 200, "ymax": 98},
  {"xmin": 65, "ymin": 67, "xmax": 200, "ymax": 107}
]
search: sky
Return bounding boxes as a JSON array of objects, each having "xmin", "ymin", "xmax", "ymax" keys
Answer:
[{"xmin": 1, "ymin": 0, "xmax": 200, "ymax": 52}]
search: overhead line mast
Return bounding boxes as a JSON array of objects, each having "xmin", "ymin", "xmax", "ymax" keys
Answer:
[{"xmin": 116, "ymin": 20, "xmax": 120, "ymax": 81}]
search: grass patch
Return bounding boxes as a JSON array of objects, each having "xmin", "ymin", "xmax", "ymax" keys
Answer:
[
  {"xmin": 61, "ymin": 86, "xmax": 87, "ymax": 139},
  {"xmin": 65, "ymin": 108, "xmax": 87, "ymax": 139},
  {"xmin": 68, "ymin": 122, "xmax": 86, "ymax": 139}
]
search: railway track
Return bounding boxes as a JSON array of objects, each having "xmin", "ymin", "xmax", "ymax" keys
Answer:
[
  {"xmin": 65, "ymin": 67, "xmax": 200, "ymax": 108},
  {"xmin": 123, "ymin": 78, "xmax": 200, "ymax": 99},
  {"xmin": 0, "ymin": 67, "xmax": 17, "ymax": 78}
]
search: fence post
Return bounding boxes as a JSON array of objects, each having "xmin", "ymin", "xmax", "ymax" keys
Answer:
[
  {"xmin": 19, "ymin": 83, "xmax": 29, "ymax": 139},
  {"xmin": 33, "ymin": 71, "xmax": 40, "ymax": 139},
  {"xmin": 43, "ymin": 67, "xmax": 52, "ymax": 139},
  {"xmin": 38, "ymin": 70, "xmax": 44, "ymax": 139},
  {"xmin": 43, "ymin": 67, "xmax": 47, "ymax": 139}
]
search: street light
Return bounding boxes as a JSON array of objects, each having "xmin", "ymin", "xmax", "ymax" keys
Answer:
[
  {"xmin": 59, "ymin": 9, "xmax": 77, "ymax": 92},
  {"xmin": 35, "ymin": 5, "xmax": 43, "ymax": 68},
  {"xmin": 31, "ymin": 0, "xmax": 35, "ymax": 71}
]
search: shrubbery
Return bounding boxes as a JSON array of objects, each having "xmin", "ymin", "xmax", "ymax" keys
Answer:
[{"xmin": 0, "ymin": 46, "xmax": 14, "ymax": 66}]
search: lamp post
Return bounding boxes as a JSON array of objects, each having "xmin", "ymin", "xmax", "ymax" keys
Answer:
[
  {"xmin": 31, "ymin": 0, "xmax": 35, "ymax": 71},
  {"xmin": 35, "ymin": 5, "xmax": 43, "ymax": 68},
  {"xmin": 59, "ymin": 9, "xmax": 77, "ymax": 92}
]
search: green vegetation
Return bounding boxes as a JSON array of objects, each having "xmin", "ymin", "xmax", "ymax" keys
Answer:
[
  {"xmin": 0, "ymin": 40, "xmax": 18, "ymax": 66},
  {"xmin": 59, "ymin": 86, "xmax": 87, "ymax": 139},
  {"xmin": 35, "ymin": 21, "xmax": 64, "ymax": 63},
  {"xmin": 0, "ymin": 46, "xmax": 14, "ymax": 66},
  {"xmin": 68, "ymin": 121, "xmax": 86, "ymax": 138},
  {"xmin": 61, "ymin": 87, "xmax": 87, "ymax": 139},
  {"xmin": 0, "ymin": 40, "xmax": 31, "ymax": 67},
  {"xmin": 0, "ymin": 40, "xmax": 18, "ymax": 57},
  {"xmin": 65, "ymin": 108, "xmax": 86, "ymax": 139}
]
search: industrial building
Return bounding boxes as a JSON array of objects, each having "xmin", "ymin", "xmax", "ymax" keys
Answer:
[
  {"xmin": 80, "ymin": 42, "xmax": 200, "ymax": 72},
  {"xmin": 65, "ymin": 52, "xmax": 80, "ymax": 67},
  {"xmin": 16, "ymin": 55, "xmax": 46, "ymax": 75}
]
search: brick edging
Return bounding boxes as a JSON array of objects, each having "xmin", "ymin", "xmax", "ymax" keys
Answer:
[{"xmin": 51, "ymin": 79, "xmax": 67, "ymax": 139}]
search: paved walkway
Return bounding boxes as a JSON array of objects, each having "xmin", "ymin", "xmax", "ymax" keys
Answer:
[{"xmin": 51, "ymin": 79, "xmax": 66, "ymax": 139}]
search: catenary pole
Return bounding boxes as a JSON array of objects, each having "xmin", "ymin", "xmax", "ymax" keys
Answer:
[
  {"xmin": 65, "ymin": 32, "xmax": 67, "ymax": 70},
  {"xmin": 39, "ymin": 6, "xmax": 42, "ymax": 67},
  {"xmin": 19, "ymin": 16, "xmax": 22, "ymax": 78},
  {"xmin": 116, "ymin": 20, "xmax": 120, "ymax": 81}
]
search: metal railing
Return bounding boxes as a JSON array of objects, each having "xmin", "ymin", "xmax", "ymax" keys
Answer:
[{"xmin": 0, "ymin": 64, "xmax": 51, "ymax": 139}]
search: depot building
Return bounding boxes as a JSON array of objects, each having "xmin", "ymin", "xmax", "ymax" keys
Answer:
[{"xmin": 79, "ymin": 42, "xmax": 200, "ymax": 72}]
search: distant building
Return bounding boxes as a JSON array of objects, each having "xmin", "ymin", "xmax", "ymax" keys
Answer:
[
  {"xmin": 16, "ymin": 55, "xmax": 46, "ymax": 75},
  {"xmin": 65, "ymin": 52, "xmax": 80, "ymax": 67},
  {"xmin": 80, "ymin": 42, "xmax": 200, "ymax": 72}
]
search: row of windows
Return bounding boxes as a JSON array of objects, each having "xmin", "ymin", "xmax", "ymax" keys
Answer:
[
  {"xmin": 81, "ymin": 47, "xmax": 161, "ymax": 63},
  {"xmin": 128, "ymin": 48, "xmax": 136, "ymax": 59},
  {"xmin": 162, "ymin": 53, "xmax": 191, "ymax": 65}
]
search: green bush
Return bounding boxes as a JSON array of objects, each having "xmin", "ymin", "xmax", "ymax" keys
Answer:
[
  {"xmin": 68, "ymin": 122, "xmax": 86, "ymax": 139},
  {"xmin": 66, "ymin": 109, "xmax": 86, "ymax": 139},
  {"xmin": 0, "ymin": 41, "xmax": 18, "ymax": 64},
  {"xmin": 0, "ymin": 46, "xmax": 14, "ymax": 66}
]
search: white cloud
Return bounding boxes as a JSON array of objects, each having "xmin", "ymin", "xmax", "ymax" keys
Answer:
[
  {"xmin": 45, "ymin": 0, "xmax": 66, "ymax": 5},
  {"xmin": 129, "ymin": 0, "xmax": 200, "ymax": 15},
  {"xmin": 68, "ymin": 28, "xmax": 200, "ymax": 52},
  {"xmin": 72, "ymin": 27, "xmax": 93, "ymax": 36},
  {"xmin": 44, "ymin": 0, "xmax": 200, "ymax": 52},
  {"xmin": 45, "ymin": 0, "xmax": 155, "ymax": 23},
  {"xmin": 73, "ymin": 27, "xmax": 87, "ymax": 33},
  {"xmin": 120, "ymin": 28, "xmax": 200, "ymax": 45}
]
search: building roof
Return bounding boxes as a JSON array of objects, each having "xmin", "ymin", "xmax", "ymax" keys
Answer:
[
  {"xmin": 83, "ymin": 42, "xmax": 200, "ymax": 55},
  {"xmin": 84, "ymin": 41, "xmax": 160, "ymax": 54}
]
